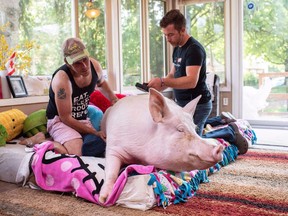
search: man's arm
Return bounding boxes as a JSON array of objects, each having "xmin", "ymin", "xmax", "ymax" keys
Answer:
[
  {"xmin": 90, "ymin": 58, "xmax": 119, "ymax": 105},
  {"xmin": 162, "ymin": 65, "xmax": 201, "ymax": 89},
  {"xmin": 147, "ymin": 63, "xmax": 201, "ymax": 91},
  {"xmin": 52, "ymin": 71, "xmax": 100, "ymax": 136}
]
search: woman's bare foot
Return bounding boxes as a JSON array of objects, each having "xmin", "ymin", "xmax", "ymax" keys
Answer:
[{"xmin": 19, "ymin": 132, "xmax": 46, "ymax": 147}]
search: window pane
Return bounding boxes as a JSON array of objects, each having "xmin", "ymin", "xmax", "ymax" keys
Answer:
[
  {"xmin": 185, "ymin": 2, "xmax": 226, "ymax": 84},
  {"xmin": 78, "ymin": 0, "xmax": 107, "ymax": 69},
  {"xmin": 148, "ymin": 0, "xmax": 166, "ymax": 78},
  {"xmin": 120, "ymin": 0, "xmax": 141, "ymax": 87},
  {"xmin": 19, "ymin": 0, "xmax": 72, "ymax": 76},
  {"xmin": 243, "ymin": 0, "xmax": 288, "ymax": 122}
]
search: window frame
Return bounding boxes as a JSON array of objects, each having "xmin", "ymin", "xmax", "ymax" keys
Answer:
[{"xmin": 104, "ymin": 0, "xmax": 171, "ymax": 94}]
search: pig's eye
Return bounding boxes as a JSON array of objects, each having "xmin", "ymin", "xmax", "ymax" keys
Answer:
[{"xmin": 177, "ymin": 125, "xmax": 185, "ymax": 132}]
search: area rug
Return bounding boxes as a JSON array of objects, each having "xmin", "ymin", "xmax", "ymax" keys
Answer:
[
  {"xmin": 154, "ymin": 148, "xmax": 288, "ymax": 216},
  {"xmin": 0, "ymin": 148, "xmax": 287, "ymax": 216}
]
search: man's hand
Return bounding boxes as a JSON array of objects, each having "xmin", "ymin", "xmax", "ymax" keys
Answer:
[
  {"xmin": 147, "ymin": 77, "xmax": 162, "ymax": 91},
  {"xmin": 96, "ymin": 130, "xmax": 106, "ymax": 141},
  {"xmin": 111, "ymin": 97, "xmax": 119, "ymax": 105}
]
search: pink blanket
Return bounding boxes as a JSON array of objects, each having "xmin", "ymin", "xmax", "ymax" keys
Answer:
[{"xmin": 31, "ymin": 141, "xmax": 155, "ymax": 206}]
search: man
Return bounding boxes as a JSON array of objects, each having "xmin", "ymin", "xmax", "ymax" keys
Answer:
[
  {"xmin": 46, "ymin": 37, "xmax": 119, "ymax": 156},
  {"xmin": 147, "ymin": 9, "xmax": 212, "ymax": 135}
]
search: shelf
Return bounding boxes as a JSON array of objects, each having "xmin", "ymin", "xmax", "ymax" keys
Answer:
[{"xmin": 0, "ymin": 96, "xmax": 49, "ymax": 107}]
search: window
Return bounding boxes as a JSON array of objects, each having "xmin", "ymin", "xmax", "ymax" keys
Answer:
[
  {"xmin": 148, "ymin": 0, "xmax": 167, "ymax": 79},
  {"xmin": 16, "ymin": 0, "xmax": 167, "ymax": 93},
  {"xmin": 19, "ymin": 0, "xmax": 72, "ymax": 76},
  {"xmin": 78, "ymin": 0, "xmax": 107, "ymax": 69},
  {"xmin": 242, "ymin": 0, "xmax": 288, "ymax": 124},
  {"xmin": 120, "ymin": 0, "xmax": 167, "ymax": 89},
  {"xmin": 120, "ymin": 0, "xmax": 142, "ymax": 87},
  {"xmin": 184, "ymin": 0, "xmax": 230, "ymax": 89}
]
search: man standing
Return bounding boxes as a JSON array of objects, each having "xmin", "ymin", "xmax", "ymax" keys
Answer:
[
  {"xmin": 46, "ymin": 37, "xmax": 119, "ymax": 156},
  {"xmin": 148, "ymin": 9, "xmax": 212, "ymax": 135}
]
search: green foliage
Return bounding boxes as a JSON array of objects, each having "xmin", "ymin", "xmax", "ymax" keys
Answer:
[
  {"xmin": 78, "ymin": 0, "xmax": 106, "ymax": 69},
  {"xmin": 243, "ymin": 0, "xmax": 288, "ymax": 71},
  {"xmin": 121, "ymin": 0, "xmax": 141, "ymax": 85},
  {"xmin": 271, "ymin": 85, "xmax": 287, "ymax": 93},
  {"xmin": 149, "ymin": 1, "xmax": 166, "ymax": 78},
  {"xmin": 243, "ymin": 71, "xmax": 259, "ymax": 87},
  {"xmin": 19, "ymin": 0, "xmax": 72, "ymax": 75},
  {"xmin": 185, "ymin": 2, "xmax": 225, "ymax": 80},
  {"xmin": 18, "ymin": 0, "xmax": 166, "ymax": 86}
]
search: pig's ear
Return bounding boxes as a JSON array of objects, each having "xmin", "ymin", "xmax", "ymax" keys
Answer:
[
  {"xmin": 148, "ymin": 88, "xmax": 170, "ymax": 123},
  {"xmin": 183, "ymin": 95, "xmax": 202, "ymax": 116}
]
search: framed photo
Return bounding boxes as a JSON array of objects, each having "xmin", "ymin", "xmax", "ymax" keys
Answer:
[{"xmin": 6, "ymin": 76, "xmax": 28, "ymax": 98}]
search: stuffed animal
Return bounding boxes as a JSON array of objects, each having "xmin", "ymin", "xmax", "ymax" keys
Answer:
[
  {"xmin": 0, "ymin": 109, "xmax": 27, "ymax": 143},
  {"xmin": 87, "ymin": 105, "xmax": 103, "ymax": 131},
  {"xmin": 0, "ymin": 124, "xmax": 8, "ymax": 146},
  {"xmin": 22, "ymin": 109, "xmax": 48, "ymax": 137}
]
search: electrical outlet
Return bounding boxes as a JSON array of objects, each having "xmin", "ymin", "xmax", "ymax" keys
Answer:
[{"xmin": 223, "ymin": 98, "xmax": 228, "ymax": 106}]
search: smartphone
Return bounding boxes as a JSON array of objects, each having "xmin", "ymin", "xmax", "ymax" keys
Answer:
[{"xmin": 135, "ymin": 82, "xmax": 149, "ymax": 92}]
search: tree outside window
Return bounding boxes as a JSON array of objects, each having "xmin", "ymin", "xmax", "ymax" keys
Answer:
[
  {"xmin": 19, "ymin": 0, "xmax": 72, "ymax": 76},
  {"xmin": 185, "ymin": 2, "xmax": 226, "ymax": 86}
]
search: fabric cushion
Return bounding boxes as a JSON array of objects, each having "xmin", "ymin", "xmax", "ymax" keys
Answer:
[
  {"xmin": 0, "ymin": 109, "xmax": 27, "ymax": 142},
  {"xmin": 0, "ymin": 144, "xmax": 33, "ymax": 184},
  {"xmin": 23, "ymin": 109, "xmax": 47, "ymax": 137},
  {"xmin": 90, "ymin": 90, "xmax": 126, "ymax": 113}
]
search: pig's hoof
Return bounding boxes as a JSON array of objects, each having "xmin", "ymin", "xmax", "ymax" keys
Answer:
[
  {"xmin": 99, "ymin": 194, "xmax": 107, "ymax": 204},
  {"xmin": 99, "ymin": 188, "xmax": 109, "ymax": 204}
]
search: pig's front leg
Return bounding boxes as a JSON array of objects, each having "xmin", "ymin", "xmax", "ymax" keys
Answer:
[{"xmin": 99, "ymin": 154, "xmax": 122, "ymax": 204}]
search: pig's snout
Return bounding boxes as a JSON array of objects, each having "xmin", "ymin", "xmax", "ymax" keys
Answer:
[
  {"xmin": 201, "ymin": 138, "xmax": 224, "ymax": 162},
  {"xmin": 212, "ymin": 144, "xmax": 224, "ymax": 162}
]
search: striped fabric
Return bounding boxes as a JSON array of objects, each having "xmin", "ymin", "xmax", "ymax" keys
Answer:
[{"xmin": 153, "ymin": 149, "xmax": 288, "ymax": 216}]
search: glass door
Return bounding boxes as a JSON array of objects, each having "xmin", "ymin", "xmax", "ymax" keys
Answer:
[{"xmin": 242, "ymin": 0, "xmax": 288, "ymax": 127}]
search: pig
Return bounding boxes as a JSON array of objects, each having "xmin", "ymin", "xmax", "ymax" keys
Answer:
[{"xmin": 99, "ymin": 88, "xmax": 224, "ymax": 204}]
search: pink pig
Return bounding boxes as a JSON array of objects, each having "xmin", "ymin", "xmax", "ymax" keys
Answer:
[{"xmin": 99, "ymin": 88, "xmax": 224, "ymax": 204}]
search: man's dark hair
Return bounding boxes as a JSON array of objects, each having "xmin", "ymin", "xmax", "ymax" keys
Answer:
[{"xmin": 160, "ymin": 9, "xmax": 186, "ymax": 32}]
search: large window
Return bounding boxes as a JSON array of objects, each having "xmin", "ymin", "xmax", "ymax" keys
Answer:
[
  {"xmin": 18, "ymin": 0, "xmax": 106, "ymax": 75},
  {"xmin": 184, "ymin": 0, "xmax": 229, "ymax": 88},
  {"xmin": 120, "ymin": 0, "xmax": 142, "ymax": 86},
  {"xmin": 19, "ymin": 0, "xmax": 72, "ymax": 75},
  {"xmin": 148, "ymin": 0, "xmax": 167, "ymax": 79},
  {"xmin": 242, "ymin": 0, "xmax": 288, "ymax": 124},
  {"xmin": 78, "ymin": 0, "xmax": 107, "ymax": 69},
  {"xmin": 120, "ymin": 0, "xmax": 167, "ymax": 88},
  {"xmin": 16, "ymin": 0, "xmax": 167, "ymax": 93}
]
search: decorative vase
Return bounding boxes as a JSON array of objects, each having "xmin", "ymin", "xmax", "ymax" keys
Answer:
[{"xmin": 0, "ymin": 70, "xmax": 11, "ymax": 99}]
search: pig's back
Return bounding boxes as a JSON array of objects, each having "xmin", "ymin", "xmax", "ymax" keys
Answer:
[{"xmin": 102, "ymin": 94, "xmax": 152, "ymax": 134}]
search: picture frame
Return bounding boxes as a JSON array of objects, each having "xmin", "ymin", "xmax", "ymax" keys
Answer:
[{"xmin": 6, "ymin": 75, "xmax": 28, "ymax": 98}]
